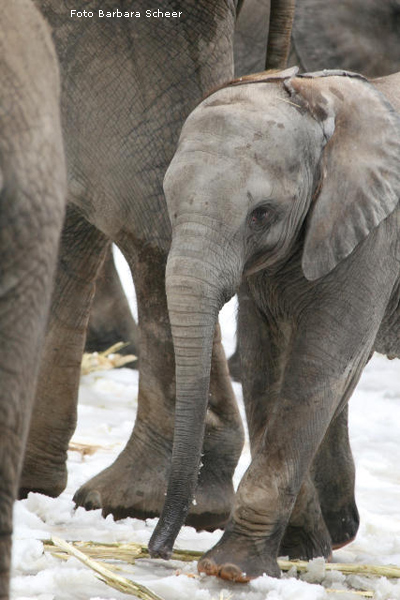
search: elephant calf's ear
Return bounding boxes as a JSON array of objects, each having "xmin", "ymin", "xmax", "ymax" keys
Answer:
[{"xmin": 286, "ymin": 74, "xmax": 400, "ymax": 281}]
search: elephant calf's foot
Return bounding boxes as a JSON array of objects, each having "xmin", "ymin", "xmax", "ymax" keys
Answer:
[
  {"xmin": 198, "ymin": 528, "xmax": 281, "ymax": 582},
  {"xmin": 279, "ymin": 476, "xmax": 332, "ymax": 561},
  {"xmin": 279, "ymin": 522, "xmax": 332, "ymax": 561},
  {"xmin": 324, "ymin": 501, "xmax": 360, "ymax": 550}
]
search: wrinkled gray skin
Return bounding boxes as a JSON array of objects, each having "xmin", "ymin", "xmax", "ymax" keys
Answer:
[
  {"xmin": 20, "ymin": 0, "xmax": 245, "ymax": 531},
  {"xmin": 234, "ymin": 0, "xmax": 270, "ymax": 75},
  {"xmin": 149, "ymin": 68, "xmax": 400, "ymax": 580},
  {"xmin": 0, "ymin": 1, "xmax": 66, "ymax": 597},
  {"xmin": 231, "ymin": 0, "xmax": 400, "ymax": 372},
  {"xmin": 290, "ymin": 0, "xmax": 400, "ymax": 77},
  {"xmin": 84, "ymin": 0, "xmax": 269, "ymax": 359},
  {"xmin": 234, "ymin": 0, "xmax": 400, "ymax": 78}
]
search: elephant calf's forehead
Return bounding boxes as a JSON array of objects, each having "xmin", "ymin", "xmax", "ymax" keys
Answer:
[{"xmin": 182, "ymin": 84, "xmax": 312, "ymax": 161}]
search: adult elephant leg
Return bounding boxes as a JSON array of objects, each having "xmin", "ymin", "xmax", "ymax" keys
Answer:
[
  {"xmin": 0, "ymin": 185, "xmax": 64, "ymax": 598},
  {"xmin": 19, "ymin": 205, "xmax": 110, "ymax": 498},
  {"xmin": 86, "ymin": 246, "xmax": 139, "ymax": 363},
  {"xmin": 0, "ymin": 129, "xmax": 65, "ymax": 600},
  {"xmin": 74, "ymin": 245, "xmax": 244, "ymax": 527},
  {"xmin": 74, "ymin": 246, "xmax": 178, "ymax": 519}
]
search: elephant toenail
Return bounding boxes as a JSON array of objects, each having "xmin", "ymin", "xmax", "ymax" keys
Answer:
[
  {"xmin": 219, "ymin": 563, "xmax": 248, "ymax": 583},
  {"xmin": 198, "ymin": 558, "xmax": 217, "ymax": 576},
  {"xmin": 84, "ymin": 490, "xmax": 102, "ymax": 510}
]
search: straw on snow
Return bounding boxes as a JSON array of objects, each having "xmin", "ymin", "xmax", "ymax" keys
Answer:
[
  {"xmin": 44, "ymin": 539, "xmax": 199, "ymax": 563},
  {"xmin": 68, "ymin": 441, "xmax": 106, "ymax": 457},
  {"xmin": 81, "ymin": 342, "xmax": 136, "ymax": 375},
  {"xmin": 51, "ymin": 537, "xmax": 163, "ymax": 600},
  {"xmin": 45, "ymin": 540, "xmax": 382, "ymax": 598},
  {"xmin": 278, "ymin": 558, "xmax": 400, "ymax": 579},
  {"xmin": 44, "ymin": 540, "xmax": 400, "ymax": 580},
  {"xmin": 44, "ymin": 538, "xmax": 394, "ymax": 600}
]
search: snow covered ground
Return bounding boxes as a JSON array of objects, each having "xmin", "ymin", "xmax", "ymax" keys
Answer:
[{"xmin": 10, "ymin": 253, "xmax": 400, "ymax": 600}]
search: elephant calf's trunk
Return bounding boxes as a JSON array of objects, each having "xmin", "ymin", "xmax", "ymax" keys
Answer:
[{"xmin": 148, "ymin": 257, "xmax": 222, "ymax": 558}]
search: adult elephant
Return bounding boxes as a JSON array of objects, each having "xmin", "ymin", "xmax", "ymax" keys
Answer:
[
  {"xmin": 84, "ymin": 0, "xmax": 290, "ymax": 360},
  {"xmin": 290, "ymin": 0, "xmax": 400, "ymax": 77},
  {"xmin": 0, "ymin": 1, "xmax": 66, "ymax": 597},
  {"xmin": 20, "ymin": 0, "xmax": 293, "ymax": 529},
  {"xmin": 148, "ymin": 66, "xmax": 400, "ymax": 579},
  {"xmin": 234, "ymin": 0, "xmax": 400, "ymax": 78}
]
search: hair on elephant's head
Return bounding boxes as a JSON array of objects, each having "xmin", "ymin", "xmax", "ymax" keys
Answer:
[{"xmin": 149, "ymin": 66, "xmax": 400, "ymax": 558}]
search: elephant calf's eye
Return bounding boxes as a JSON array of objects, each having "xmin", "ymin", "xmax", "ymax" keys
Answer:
[{"xmin": 249, "ymin": 206, "xmax": 270, "ymax": 228}]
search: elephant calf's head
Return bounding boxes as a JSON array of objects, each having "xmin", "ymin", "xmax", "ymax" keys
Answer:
[
  {"xmin": 164, "ymin": 69, "xmax": 325, "ymax": 294},
  {"xmin": 165, "ymin": 67, "xmax": 400, "ymax": 285}
]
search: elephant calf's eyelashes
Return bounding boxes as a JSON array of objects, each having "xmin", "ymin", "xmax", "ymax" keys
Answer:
[
  {"xmin": 249, "ymin": 206, "xmax": 270, "ymax": 228},
  {"xmin": 248, "ymin": 202, "xmax": 281, "ymax": 232}
]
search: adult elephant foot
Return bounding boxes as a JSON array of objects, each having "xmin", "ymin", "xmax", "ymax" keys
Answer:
[
  {"xmin": 73, "ymin": 457, "xmax": 236, "ymax": 531},
  {"xmin": 198, "ymin": 526, "xmax": 281, "ymax": 582},
  {"xmin": 19, "ymin": 208, "xmax": 110, "ymax": 500},
  {"xmin": 74, "ymin": 313, "xmax": 244, "ymax": 530},
  {"xmin": 73, "ymin": 414, "xmax": 240, "ymax": 530},
  {"xmin": 73, "ymin": 422, "xmax": 171, "ymax": 521},
  {"xmin": 19, "ymin": 439, "xmax": 68, "ymax": 499},
  {"xmin": 76, "ymin": 241, "xmax": 243, "ymax": 529}
]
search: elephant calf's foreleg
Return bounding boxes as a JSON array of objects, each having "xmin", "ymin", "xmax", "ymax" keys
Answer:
[{"xmin": 198, "ymin": 390, "xmax": 336, "ymax": 581}]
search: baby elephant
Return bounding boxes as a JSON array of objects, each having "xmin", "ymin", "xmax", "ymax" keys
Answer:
[{"xmin": 149, "ymin": 66, "xmax": 400, "ymax": 580}]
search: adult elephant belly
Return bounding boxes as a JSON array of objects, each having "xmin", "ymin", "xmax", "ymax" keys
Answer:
[{"xmin": 19, "ymin": 1, "xmax": 245, "ymax": 530}]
